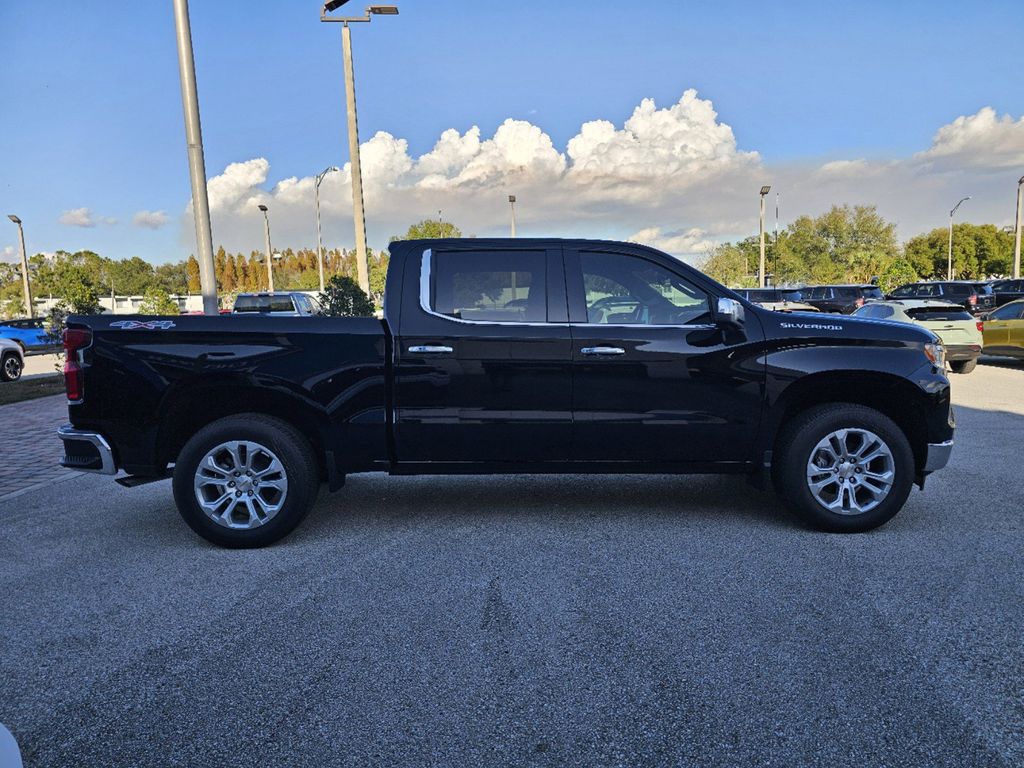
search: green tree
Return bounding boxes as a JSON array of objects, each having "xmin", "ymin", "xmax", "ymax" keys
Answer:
[
  {"xmin": 877, "ymin": 259, "xmax": 919, "ymax": 293},
  {"xmin": 904, "ymin": 223, "xmax": 1013, "ymax": 279},
  {"xmin": 392, "ymin": 219, "xmax": 463, "ymax": 241},
  {"xmin": 139, "ymin": 286, "xmax": 180, "ymax": 315},
  {"xmin": 701, "ymin": 243, "xmax": 756, "ymax": 287},
  {"xmin": 317, "ymin": 275, "xmax": 374, "ymax": 317}
]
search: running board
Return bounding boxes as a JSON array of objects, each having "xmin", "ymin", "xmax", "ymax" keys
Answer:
[{"xmin": 115, "ymin": 472, "xmax": 170, "ymax": 488}]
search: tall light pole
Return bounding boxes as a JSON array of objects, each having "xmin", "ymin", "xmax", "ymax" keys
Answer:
[
  {"xmin": 773, "ymin": 191, "xmax": 780, "ymax": 286},
  {"xmin": 172, "ymin": 0, "xmax": 218, "ymax": 315},
  {"xmin": 315, "ymin": 166, "xmax": 340, "ymax": 292},
  {"xmin": 947, "ymin": 196, "xmax": 970, "ymax": 280},
  {"xmin": 508, "ymin": 195, "xmax": 517, "ymax": 238},
  {"xmin": 257, "ymin": 205, "xmax": 275, "ymax": 293},
  {"xmin": 6, "ymin": 215, "xmax": 34, "ymax": 318},
  {"xmin": 1011, "ymin": 176, "xmax": 1019, "ymax": 280},
  {"xmin": 321, "ymin": 2, "xmax": 399, "ymax": 297},
  {"xmin": 759, "ymin": 185, "xmax": 771, "ymax": 288}
]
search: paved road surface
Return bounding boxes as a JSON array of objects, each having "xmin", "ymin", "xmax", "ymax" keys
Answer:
[
  {"xmin": 1, "ymin": 361, "xmax": 1022, "ymax": 767},
  {"xmin": 0, "ymin": 395, "xmax": 80, "ymax": 500}
]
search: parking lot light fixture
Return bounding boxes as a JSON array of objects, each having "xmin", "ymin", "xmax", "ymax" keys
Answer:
[
  {"xmin": 257, "ymin": 204, "xmax": 275, "ymax": 293},
  {"xmin": 321, "ymin": 1, "xmax": 400, "ymax": 297},
  {"xmin": 315, "ymin": 166, "xmax": 341, "ymax": 292},
  {"xmin": 6, "ymin": 214, "xmax": 34, "ymax": 318},
  {"xmin": 1014, "ymin": 175, "xmax": 1023, "ymax": 280},
  {"xmin": 759, "ymin": 186, "xmax": 771, "ymax": 288},
  {"xmin": 947, "ymin": 196, "xmax": 970, "ymax": 280},
  {"xmin": 508, "ymin": 195, "xmax": 517, "ymax": 238}
]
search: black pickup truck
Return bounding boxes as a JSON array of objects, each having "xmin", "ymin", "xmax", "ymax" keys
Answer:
[{"xmin": 58, "ymin": 238, "xmax": 954, "ymax": 547}]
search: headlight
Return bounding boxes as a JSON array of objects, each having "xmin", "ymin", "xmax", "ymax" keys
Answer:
[{"xmin": 924, "ymin": 342, "xmax": 946, "ymax": 368}]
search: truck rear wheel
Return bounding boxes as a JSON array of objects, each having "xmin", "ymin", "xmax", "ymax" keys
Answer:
[
  {"xmin": 773, "ymin": 404, "xmax": 914, "ymax": 533},
  {"xmin": 172, "ymin": 414, "xmax": 319, "ymax": 548}
]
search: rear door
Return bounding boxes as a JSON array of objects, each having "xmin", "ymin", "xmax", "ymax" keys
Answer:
[
  {"xmin": 394, "ymin": 244, "xmax": 572, "ymax": 465},
  {"xmin": 982, "ymin": 302, "xmax": 1020, "ymax": 347},
  {"xmin": 565, "ymin": 246, "xmax": 764, "ymax": 466}
]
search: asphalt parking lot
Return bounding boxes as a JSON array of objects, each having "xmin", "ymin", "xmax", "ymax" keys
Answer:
[{"xmin": 1, "ymin": 359, "xmax": 1022, "ymax": 767}]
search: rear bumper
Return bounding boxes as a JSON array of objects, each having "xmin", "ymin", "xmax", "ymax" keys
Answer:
[
  {"xmin": 57, "ymin": 424, "xmax": 117, "ymax": 475},
  {"xmin": 924, "ymin": 440, "xmax": 954, "ymax": 472},
  {"xmin": 945, "ymin": 344, "xmax": 982, "ymax": 361}
]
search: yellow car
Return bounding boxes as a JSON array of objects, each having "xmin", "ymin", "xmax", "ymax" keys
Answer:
[{"xmin": 982, "ymin": 299, "xmax": 1024, "ymax": 358}]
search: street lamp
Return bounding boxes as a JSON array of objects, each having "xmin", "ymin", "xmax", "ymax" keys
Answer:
[
  {"xmin": 321, "ymin": 1, "xmax": 400, "ymax": 297},
  {"xmin": 947, "ymin": 196, "xmax": 970, "ymax": 280},
  {"xmin": 758, "ymin": 185, "xmax": 771, "ymax": 288},
  {"xmin": 1014, "ymin": 175, "xmax": 1023, "ymax": 280},
  {"xmin": 315, "ymin": 165, "xmax": 340, "ymax": 292},
  {"xmin": 257, "ymin": 204, "xmax": 275, "ymax": 293},
  {"xmin": 6, "ymin": 215, "xmax": 34, "ymax": 318},
  {"xmin": 172, "ymin": 0, "xmax": 218, "ymax": 315},
  {"xmin": 508, "ymin": 195, "xmax": 517, "ymax": 238}
]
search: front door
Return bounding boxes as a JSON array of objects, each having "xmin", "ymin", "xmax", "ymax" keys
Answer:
[
  {"xmin": 566, "ymin": 247, "xmax": 764, "ymax": 466},
  {"xmin": 394, "ymin": 244, "xmax": 572, "ymax": 465}
]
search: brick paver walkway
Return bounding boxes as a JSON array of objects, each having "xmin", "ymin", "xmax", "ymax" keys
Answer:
[{"xmin": 0, "ymin": 394, "xmax": 82, "ymax": 501}]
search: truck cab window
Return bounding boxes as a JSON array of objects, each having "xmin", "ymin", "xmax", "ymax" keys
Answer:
[
  {"xmin": 432, "ymin": 250, "xmax": 548, "ymax": 323},
  {"xmin": 580, "ymin": 252, "xmax": 711, "ymax": 326}
]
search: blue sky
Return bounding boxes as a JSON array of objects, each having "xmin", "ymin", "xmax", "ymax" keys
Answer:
[{"xmin": 1, "ymin": 0, "xmax": 1022, "ymax": 263}]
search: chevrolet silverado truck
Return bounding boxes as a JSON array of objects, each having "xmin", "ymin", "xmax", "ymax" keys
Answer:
[{"xmin": 58, "ymin": 238, "xmax": 954, "ymax": 547}]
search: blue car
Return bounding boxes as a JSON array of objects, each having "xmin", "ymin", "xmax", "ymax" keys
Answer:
[{"xmin": 0, "ymin": 318, "xmax": 59, "ymax": 355}]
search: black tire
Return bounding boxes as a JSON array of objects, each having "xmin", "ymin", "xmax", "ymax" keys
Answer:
[
  {"xmin": 172, "ymin": 414, "xmax": 319, "ymax": 548},
  {"xmin": 1, "ymin": 352, "xmax": 23, "ymax": 382},
  {"xmin": 949, "ymin": 359, "xmax": 976, "ymax": 374},
  {"xmin": 772, "ymin": 403, "xmax": 915, "ymax": 533}
]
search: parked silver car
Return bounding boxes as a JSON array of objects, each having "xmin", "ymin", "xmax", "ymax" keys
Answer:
[{"xmin": 0, "ymin": 337, "xmax": 25, "ymax": 382}]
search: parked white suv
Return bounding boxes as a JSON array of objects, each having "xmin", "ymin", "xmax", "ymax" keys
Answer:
[{"xmin": 0, "ymin": 337, "xmax": 25, "ymax": 382}]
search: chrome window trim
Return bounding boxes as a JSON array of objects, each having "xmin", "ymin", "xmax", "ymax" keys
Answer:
[{"xmin": 419, "ymin": 249, "xmax": 717, "ymax": 331}]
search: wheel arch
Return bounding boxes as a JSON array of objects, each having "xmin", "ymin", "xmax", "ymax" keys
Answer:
[
  {"xmin": 156, "ymin": 384, "xmax": 336, "ymax": 483},
  {"xmin": 765, "ymin": 371, "xmax": 930, "ymax": 473}
]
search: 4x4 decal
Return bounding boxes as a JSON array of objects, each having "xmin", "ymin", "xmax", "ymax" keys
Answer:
[{"xmin": 109, "ymin": 320, "xmax": 177, "ymax": 330}]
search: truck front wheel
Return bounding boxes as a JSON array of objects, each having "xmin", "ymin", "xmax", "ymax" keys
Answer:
[
  {"xmin": 172, "ymin": 414, "xmax": 319, "ymax": 548},
  {"xmin": 773, "ymin": 404, "xmax": 915, "ymax": 533}
]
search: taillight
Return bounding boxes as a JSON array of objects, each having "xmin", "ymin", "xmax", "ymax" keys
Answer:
[
  {"xmin": 976, "ymin": 321, "xmax": 984, "ymax": 333},
  {"xmin": 968, "ymin": 293, "xmax": 977, "ymax": 305},
  {"xmin": 63, "ymin": 327, "xmax": 92, "ymax": 403}
]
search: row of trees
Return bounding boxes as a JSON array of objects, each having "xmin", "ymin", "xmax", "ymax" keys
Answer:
[
  {"xmin": 0, "ymin": 218, "xmax": 462, "ymax": 318},
  {"xmin": 701, "ymin": 205, "xmax": 1018, "ymax": 291}
]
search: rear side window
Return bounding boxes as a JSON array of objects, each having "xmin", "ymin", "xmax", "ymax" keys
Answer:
[
  {"xmin": 836, "ymin": 288, "xmax": 858, "ymax": 299},
  {"xmin": 889, "ymin": 285, "xmax": 915, "ymax": 298},
  {"xmin": 746, "ymin": 290, "xmax": 776, "ymax": 302},
  {"xmin": 942, "ymin": 283, "xmax": 970, "ymax": 297},
  {"xmin": 861, "ymin": 287, "xmax": 884, "ymax": 300},
  {"xmin": 234, "ymin": 295, "xmax": 296, "ymax": 313},
  {"xmin": 806, "ymin": 287, "xmax": 828, "ymax": 300},
  {"xmin": 915, "ymin": 284, "xmax": 941, "ymax": 298},
  {"xmin": 431, "ymin": 250, "xmax": 547, "ymax": 322},
  {"xmin": 905, "ymin": 308, "xmax": 973, "ymax": 321}
]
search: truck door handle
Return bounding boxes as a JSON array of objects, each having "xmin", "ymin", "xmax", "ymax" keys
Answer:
[
  {"xmin": 581, "ymin": 346, "xmax": 626, "ymax": 356},
  {"xmin": 408, "ymin": 345, "xmax": 454, "ymax": 354}
]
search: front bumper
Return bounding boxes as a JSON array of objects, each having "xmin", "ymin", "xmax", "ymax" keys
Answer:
[
  {"xmin": 924, "ymin": 440, "xmax": 954, "ymax": 472},
  {"xmin": 57, "ymin": 424, "xmax": 117, "ymax": 475}
]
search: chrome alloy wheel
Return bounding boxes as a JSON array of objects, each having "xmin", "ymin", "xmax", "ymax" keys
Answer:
[
  {"xmin": 193, "ymin": 441, "xmax": 288, "ymax": 529},
  {"xmin": 805, "ymin": 428, "xmax": 895, "ymax": 515},
  {"xmin": 3, "ymin": 355, "xmax": 21, "ymax": 379}
]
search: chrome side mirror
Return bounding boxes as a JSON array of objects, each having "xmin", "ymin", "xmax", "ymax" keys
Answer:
[{"xmin": 717, "ymin": 297, "xmax": 745, "ymax": 327}]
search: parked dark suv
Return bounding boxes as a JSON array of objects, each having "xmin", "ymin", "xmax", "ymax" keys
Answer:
[
  {"xmin": 991, "ymin": 279, "xmax": 1024, "ymax": 307},
  {"xmin": 802, "ymin": 284, "xmax": 884, "ymax": 314},
  {"xmin": 887, "ymin": 281, "xmax": 995, "ymax": 316}
]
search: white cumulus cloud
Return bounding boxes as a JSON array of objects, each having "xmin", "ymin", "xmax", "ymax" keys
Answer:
[
  {"xmin": 916, "ymin": 107, "xmax": 1024, "ymax": 169},
  {"xmin": 59, "ymin": 207, "xmax": 97, "ymax": 228},
  {"xmin": 182, "ymin": 94, "xmax": 1024, "ymax": 259},
  {"xmin": 133, "ymin": 210, "xmax": 169, "ymax": 229}
]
